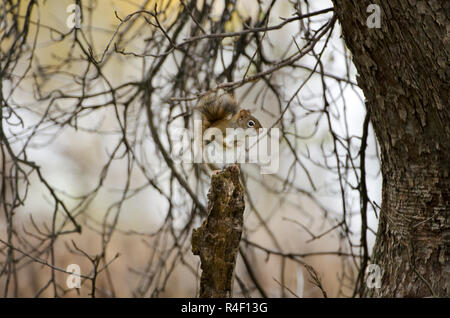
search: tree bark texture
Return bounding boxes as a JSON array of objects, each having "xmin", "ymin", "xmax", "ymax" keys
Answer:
[
  {"xmin": 192, "ymin": 165, "xmax": 245, "ymax": 298},
  {"xmin": 331, "ymin": 1, "xmax": 449, "ymax": 297}
]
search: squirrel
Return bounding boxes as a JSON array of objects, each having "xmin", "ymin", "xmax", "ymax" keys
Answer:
[{"xmin": 196, "ymin": 92, "xmax": 262, "ymax": 147}]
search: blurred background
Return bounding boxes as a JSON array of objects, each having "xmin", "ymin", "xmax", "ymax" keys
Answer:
[{"xmin": 0, "ymin": 0, "xmax": 381, "ymax": 297}]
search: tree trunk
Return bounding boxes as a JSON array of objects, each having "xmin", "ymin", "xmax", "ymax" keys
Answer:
[
  {"xmin": 192, "ymin": 165, "xmax": 245, "ymax": 297},
  {"xmin": 331, "ymin": 1, "xmax": 449, "ymax": 297}
]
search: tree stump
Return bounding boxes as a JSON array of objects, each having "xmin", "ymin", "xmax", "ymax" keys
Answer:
[{"xmin": 191, "ymin": 165, "xmax": 245, "ymax": 298}]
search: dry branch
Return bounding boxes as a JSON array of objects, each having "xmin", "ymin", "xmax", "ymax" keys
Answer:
[{"xmin": 192, "ymin": 165, "xmax": 245, "ymax": 298}]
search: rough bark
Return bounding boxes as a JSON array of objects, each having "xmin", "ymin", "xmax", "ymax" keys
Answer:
[
  {"xmin": 331, "ymin": 1, "xmax": 449, "ymax": 297},
  {"xmin": 192, "ymin": 165, "xmax": 245, "ymax": 298}
]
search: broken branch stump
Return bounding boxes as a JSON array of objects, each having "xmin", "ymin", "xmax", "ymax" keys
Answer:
[{"xmin": 191, "ymin": 165, "xmax": 245, "ymax": 298}]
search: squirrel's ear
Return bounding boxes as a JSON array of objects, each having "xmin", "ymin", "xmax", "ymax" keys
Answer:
[{"xmin": 239, "ymin": 109, "xmax": 250, "ymax": 117}]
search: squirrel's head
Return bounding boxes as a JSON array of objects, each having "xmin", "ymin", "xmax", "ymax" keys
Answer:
[{"xmin": 237, "ymin": 109, "xmax": 262, "ymax": 131}]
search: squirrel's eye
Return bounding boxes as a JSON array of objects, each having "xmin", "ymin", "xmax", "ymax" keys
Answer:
[{"xmin": 247, "ymin": 120, "xmax": 255, "ymax": 127}]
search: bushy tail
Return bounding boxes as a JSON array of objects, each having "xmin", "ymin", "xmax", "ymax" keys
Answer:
[{"xmin": 198, "ymin": 92, "xmax": 237, "ymax": 123}]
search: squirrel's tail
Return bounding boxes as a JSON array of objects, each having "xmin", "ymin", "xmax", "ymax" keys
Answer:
[{"xmin": 198, "ymin": 92, "xmax": 237, "ymax": 123}]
